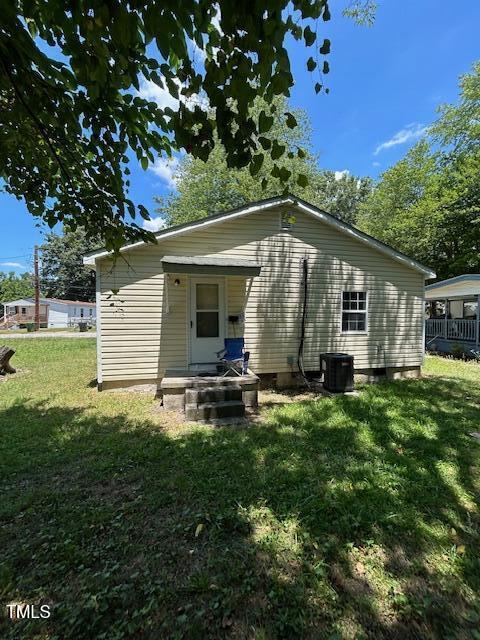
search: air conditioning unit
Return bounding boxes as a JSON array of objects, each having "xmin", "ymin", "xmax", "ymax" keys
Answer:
[{"xmin": 320, "ymin": 352, "xmax": 354, "ymax": 393}]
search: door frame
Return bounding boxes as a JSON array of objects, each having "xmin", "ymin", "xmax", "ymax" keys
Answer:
[{"xmin": 187, "ymin": 275, "xmax": 227, "ymax": 365}]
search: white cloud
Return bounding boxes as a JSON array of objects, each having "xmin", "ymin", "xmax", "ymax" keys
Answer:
[
  {"xmin": 143, "ymin": 216, "xmax": 167, "ymax": 232},
  {"xmin": 374, "ymin": 123, "xmax": 427, "ymax": 155},
  {"xmin": 0, "ymin": 261, "xmax": 26, "ymax": 269},
  {"xmin": 334, "ymin": 170, "xmax": 349, "ymax": 181},
  {"xmin": 372, "ymin": 161, "xmax": 381, "ymax": 167},
  {"xmin": 138, "ymin": 78, "xmax": 179, "ymax": 110},
  {"xmin": 149, "ymin": 156, "xmax": 180, "ymax": 188},
  {"xmin": 138, "ymin": 76, "xmax": 208, "ymax": 112}
]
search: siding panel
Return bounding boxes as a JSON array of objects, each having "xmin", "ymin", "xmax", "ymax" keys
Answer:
[{"xmin": 98, "ymin": 207, "xmax": 425, "ymax": 381}]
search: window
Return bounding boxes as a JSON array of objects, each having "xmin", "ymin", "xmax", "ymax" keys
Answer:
[
  {"xmin": 195, "ymin": 283, "xmax": 220, "ymax": 338},
  {"xmin": 21, "ymin": 307, "xmax": 27, "ymax": 315},
  {"xmin": 89, "ymin": 308, "xmax": 93, "ymax": 317},
  {"xmin": 463, "ymin": 301, "xmax": 477, "ymax": 319},
  {"xmin": 341, "ymin": 291, "xmax": 367, "ymax": 332},
  {"xmin": 80, "ymin": 308, "xmax": 84, "ymax": 318}
]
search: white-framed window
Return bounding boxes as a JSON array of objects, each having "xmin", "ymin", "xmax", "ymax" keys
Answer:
[
  {"xmin": 89, "ymin": 308, "xmax": 93, "ymax": 317},
  {"xmin": 21, "ymin": 307, "xmax": 27, "ymax": 315},
  {"xmin": 341, "ymin": 291, "xmax": 367, "ymax": 332},
  {"xmin": 80, "ymin": 308, "xmax": 84, "ymax": 318}
]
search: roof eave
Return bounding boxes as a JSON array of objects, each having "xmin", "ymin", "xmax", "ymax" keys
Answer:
[{"xmin": 83, "ymin": 194, "xmax": 435, "ymax": 278}]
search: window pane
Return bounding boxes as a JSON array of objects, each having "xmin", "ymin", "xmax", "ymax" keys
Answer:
[
  {"xmin": 343, "ymin": 291, "xmax": 366, "ymax": 312},
  {"xmin": 196, "ymin": 283, "xmax": 218, "ymax": 310},
  {"xmin": 197, "ymin": 311, "xmax": 219, "ymax": 337},
  {"xmin": 342, "ymin": 312, "xmax": 366, "ymax": 332},
  {"xmin": 464, "ymin": 302, "xmax": 477, "ymax": 319}
]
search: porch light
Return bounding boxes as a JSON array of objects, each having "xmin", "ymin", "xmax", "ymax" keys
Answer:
[{"xmin": 174, "ymin": 278, "xmax": 180, "ymax": 286}]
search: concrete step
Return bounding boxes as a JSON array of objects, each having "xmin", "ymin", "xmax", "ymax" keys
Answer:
[
  {"xmin": 185, "ymin": 385, "xmax": 242, "ymax": 404},
  {"xmin": 185, "ymin": 400, "xmax": 245, "ymax": 422}
]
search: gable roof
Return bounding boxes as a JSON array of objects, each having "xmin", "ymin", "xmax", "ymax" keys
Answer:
[
  {"xmin": 2, "ymin": 297, "xmax": 95, "ymax": 307},
  {"xmin": 425, "ymin": 274, "xmax": 480, "ymax": 292},
  {"xmin": 83, "ymin": 194, "xmax": 436, "ymax": 278}
]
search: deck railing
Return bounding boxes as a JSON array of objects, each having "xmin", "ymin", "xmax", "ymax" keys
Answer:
[{"xmin": 426, "ymin": 318, "xmax": 478, "ymax": 342}]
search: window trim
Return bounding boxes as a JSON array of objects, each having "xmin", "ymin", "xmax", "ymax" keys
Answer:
[{"xmin": 340, "ymin": 290, "xmax": 368, "ymax": 334}]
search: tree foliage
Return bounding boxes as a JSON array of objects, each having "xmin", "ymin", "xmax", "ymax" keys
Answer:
[
  {"xmin": 0, "ymin": 0, "xmax": 355, "ymax": 252},
  {"xmin": 0, "ymin": 272, "xmax": 34, "ymax": 307},
  {"xmin": 358, "ymin": 62, "xmax": 480, "ymax": 281},
  {"xmin": 40, "ymin": 229, "xmax": 98, "ymax": 302},
  {"xmin": 155, "ymin": 96, "xmax": 371, "ymax": 226}
]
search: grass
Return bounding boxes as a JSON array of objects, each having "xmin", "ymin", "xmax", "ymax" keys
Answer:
[{"xmin": 0, "ymin": 340, "xmax": 479, "ymax": 639}]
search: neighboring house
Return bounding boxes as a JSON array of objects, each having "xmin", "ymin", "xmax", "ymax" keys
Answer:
[
  {"xmin": 1, "ymin": 297, "xmax": 96, "ymax": 328},
  {"xmin": 83, "ymin": 195, "xmax": 435, "ymax": 391},
  {"xmin": 425, "ymin": 274, "xmax": 480, "ymax": 356}
]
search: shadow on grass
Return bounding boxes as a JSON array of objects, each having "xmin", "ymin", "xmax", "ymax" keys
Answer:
[{"xmin": 1, "ymin": 376, "xmax": 479, "ymax": 639}]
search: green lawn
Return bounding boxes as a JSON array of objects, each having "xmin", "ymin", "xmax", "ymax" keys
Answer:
[{"xmin": 1, "ymin": 340, "xmax": 479, "ymax": 639}]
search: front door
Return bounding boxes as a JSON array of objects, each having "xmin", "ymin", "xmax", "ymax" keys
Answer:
[{"xmin": 190, "ymin": 278, "xmax": 225, "ymax": 364}]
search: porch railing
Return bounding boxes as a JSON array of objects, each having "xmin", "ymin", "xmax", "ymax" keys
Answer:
[{"xmin": 426, "ymin": 318, "xmax": 479, "ymax": 342}]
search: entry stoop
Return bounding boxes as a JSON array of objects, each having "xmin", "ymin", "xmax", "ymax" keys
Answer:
[
  {"xmin": 160, "ymin": 370, "xmax": 258, "ymax": 421},
  {"xmin": 185, "ymin": 385, "xmax": 245, "ymax": 422}
]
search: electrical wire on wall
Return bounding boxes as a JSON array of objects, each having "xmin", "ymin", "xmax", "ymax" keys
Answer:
[{"xmin": 297, "ymin": 257, "xmax": 311, "ymax": 388}]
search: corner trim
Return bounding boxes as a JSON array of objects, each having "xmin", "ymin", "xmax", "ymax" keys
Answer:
[{"xmin": 95, "ymin": 269, "xmax": 103, "ymax": 387}]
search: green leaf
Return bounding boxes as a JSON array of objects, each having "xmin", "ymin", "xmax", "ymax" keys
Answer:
[
  {"xmin": 141, "ymin": 156, "xmax": 149, "ymax": 170},
  {"xmin": 297, "ymin": 173, "xmax": 308, "ymax": 188},
  {"xmin": 271, "ymin": 141, "xmax": 286, "ymax": 161},
  {"xmin": 323, "ymin": 61, "xmax": 330, "ymax": 74},
  {"xmin": 315, "ymin": 82, "xmax": 322, "ymax": 94},
  {"xmin": 258, "ymin": 137, "xmax": 272, "ymax": 151},
  {"xmin": 303, "ymin": 25, "xmax": 316, "ymax": 47},
  {"xmin": 249, "ymin": 153, "xmax": 264, "ymax": 176},
  {"xmin": 307, "ymin": 57, "xmax": 317, "ymax": 72},
  {"xmin": 319, "ymin": 38, "xmax": 331, "ymax": 55},
  {"xmin": 285, "ymin": 113, "xmax": 297, "ymax": 129},
  {"xmin": 259, "ymin": 111, "xmax": 274, "ymax": 134}
]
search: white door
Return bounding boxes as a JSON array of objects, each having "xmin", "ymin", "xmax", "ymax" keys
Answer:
[{"xmin": 190, "ymin": 278, "xmax": 225, "ymax": 364}]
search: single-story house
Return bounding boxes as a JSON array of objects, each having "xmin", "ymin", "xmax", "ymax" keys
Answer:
[
  {"xmin": 425, "ymin": 274, "xmax": 480, "ymax": 356},
  {"xmin": 84, "ymin": 195, "xmax": 435, "ymax": 394},
  {"xmin": 1, "ymin": 297, "xmax": 96, "ymax": 328}
]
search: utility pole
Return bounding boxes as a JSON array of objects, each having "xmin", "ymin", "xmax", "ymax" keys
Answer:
[{"xmin": 34, "ymin": 245, "xmax": 40, "ymax": 331}]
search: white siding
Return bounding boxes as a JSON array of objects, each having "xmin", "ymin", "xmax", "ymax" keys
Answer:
[
  {"xmin": 98, "ymin": 206, "xmax": 425, "ymax": 382},
  {"xmin": 47, "ymin": 302, "xmax": 70, "ymax": 328}
]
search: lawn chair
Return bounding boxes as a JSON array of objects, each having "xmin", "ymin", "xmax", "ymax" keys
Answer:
[{"xmin": 216, "ymin": 338, "xmax": 250, "ymax": 376}]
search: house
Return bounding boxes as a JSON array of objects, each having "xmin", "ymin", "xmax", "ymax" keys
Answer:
[
  {"xmin": 425, "ymin": 274, "xmax": 480, "ymax": 356},
  {"xmin": 84, "ymin": 195, "xmax": 435, "ymax": 397},
  {"xmin": 1, "ymin": 297, "xmax": 96, "ymax": 329}
]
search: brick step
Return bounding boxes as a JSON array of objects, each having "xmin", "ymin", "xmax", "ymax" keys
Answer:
[
  {"xmin": 185, "ymin": 385, "xmax": 242, "ymax": 404},
  {"xmin": 185, "ymin": 400, "xmax": 245, "ymax": 422}
]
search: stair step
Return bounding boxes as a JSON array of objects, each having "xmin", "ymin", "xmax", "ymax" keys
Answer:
[
  {"xmin": 185, "ymin": 385, "xmax": 242, "ymax": 404},
  {"xmin": 185, "ymin": 400, "xmax": 245, "ymax": 422}
]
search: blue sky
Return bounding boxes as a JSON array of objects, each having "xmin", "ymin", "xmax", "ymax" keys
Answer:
[{"xmin": 1, "ymin": 0, "xmax": 479, "ymax": 272}]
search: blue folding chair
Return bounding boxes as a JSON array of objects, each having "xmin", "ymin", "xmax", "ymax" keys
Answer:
[{"xmin": 216, "ymin": 338, "xmax": 249, "ymax": 376}]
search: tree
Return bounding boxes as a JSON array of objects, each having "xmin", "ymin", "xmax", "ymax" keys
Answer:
[
  {"xmin": 0, "ymin": 0, "xmax": 372, "ymax": 252},
  {"xmin": 40, "ymin": 229, "xmax": 98, "ymax": 302},
  {"xmin": 156, "ymin": 96, "xmax": 371, "ymax": 226},
  {"xmin": 0, "ymin": 272, "xmax": 34, "ymax": 311},
  {"xmin": 357, "ymin": 62, "xmax": 480, "ymax": 280}
]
